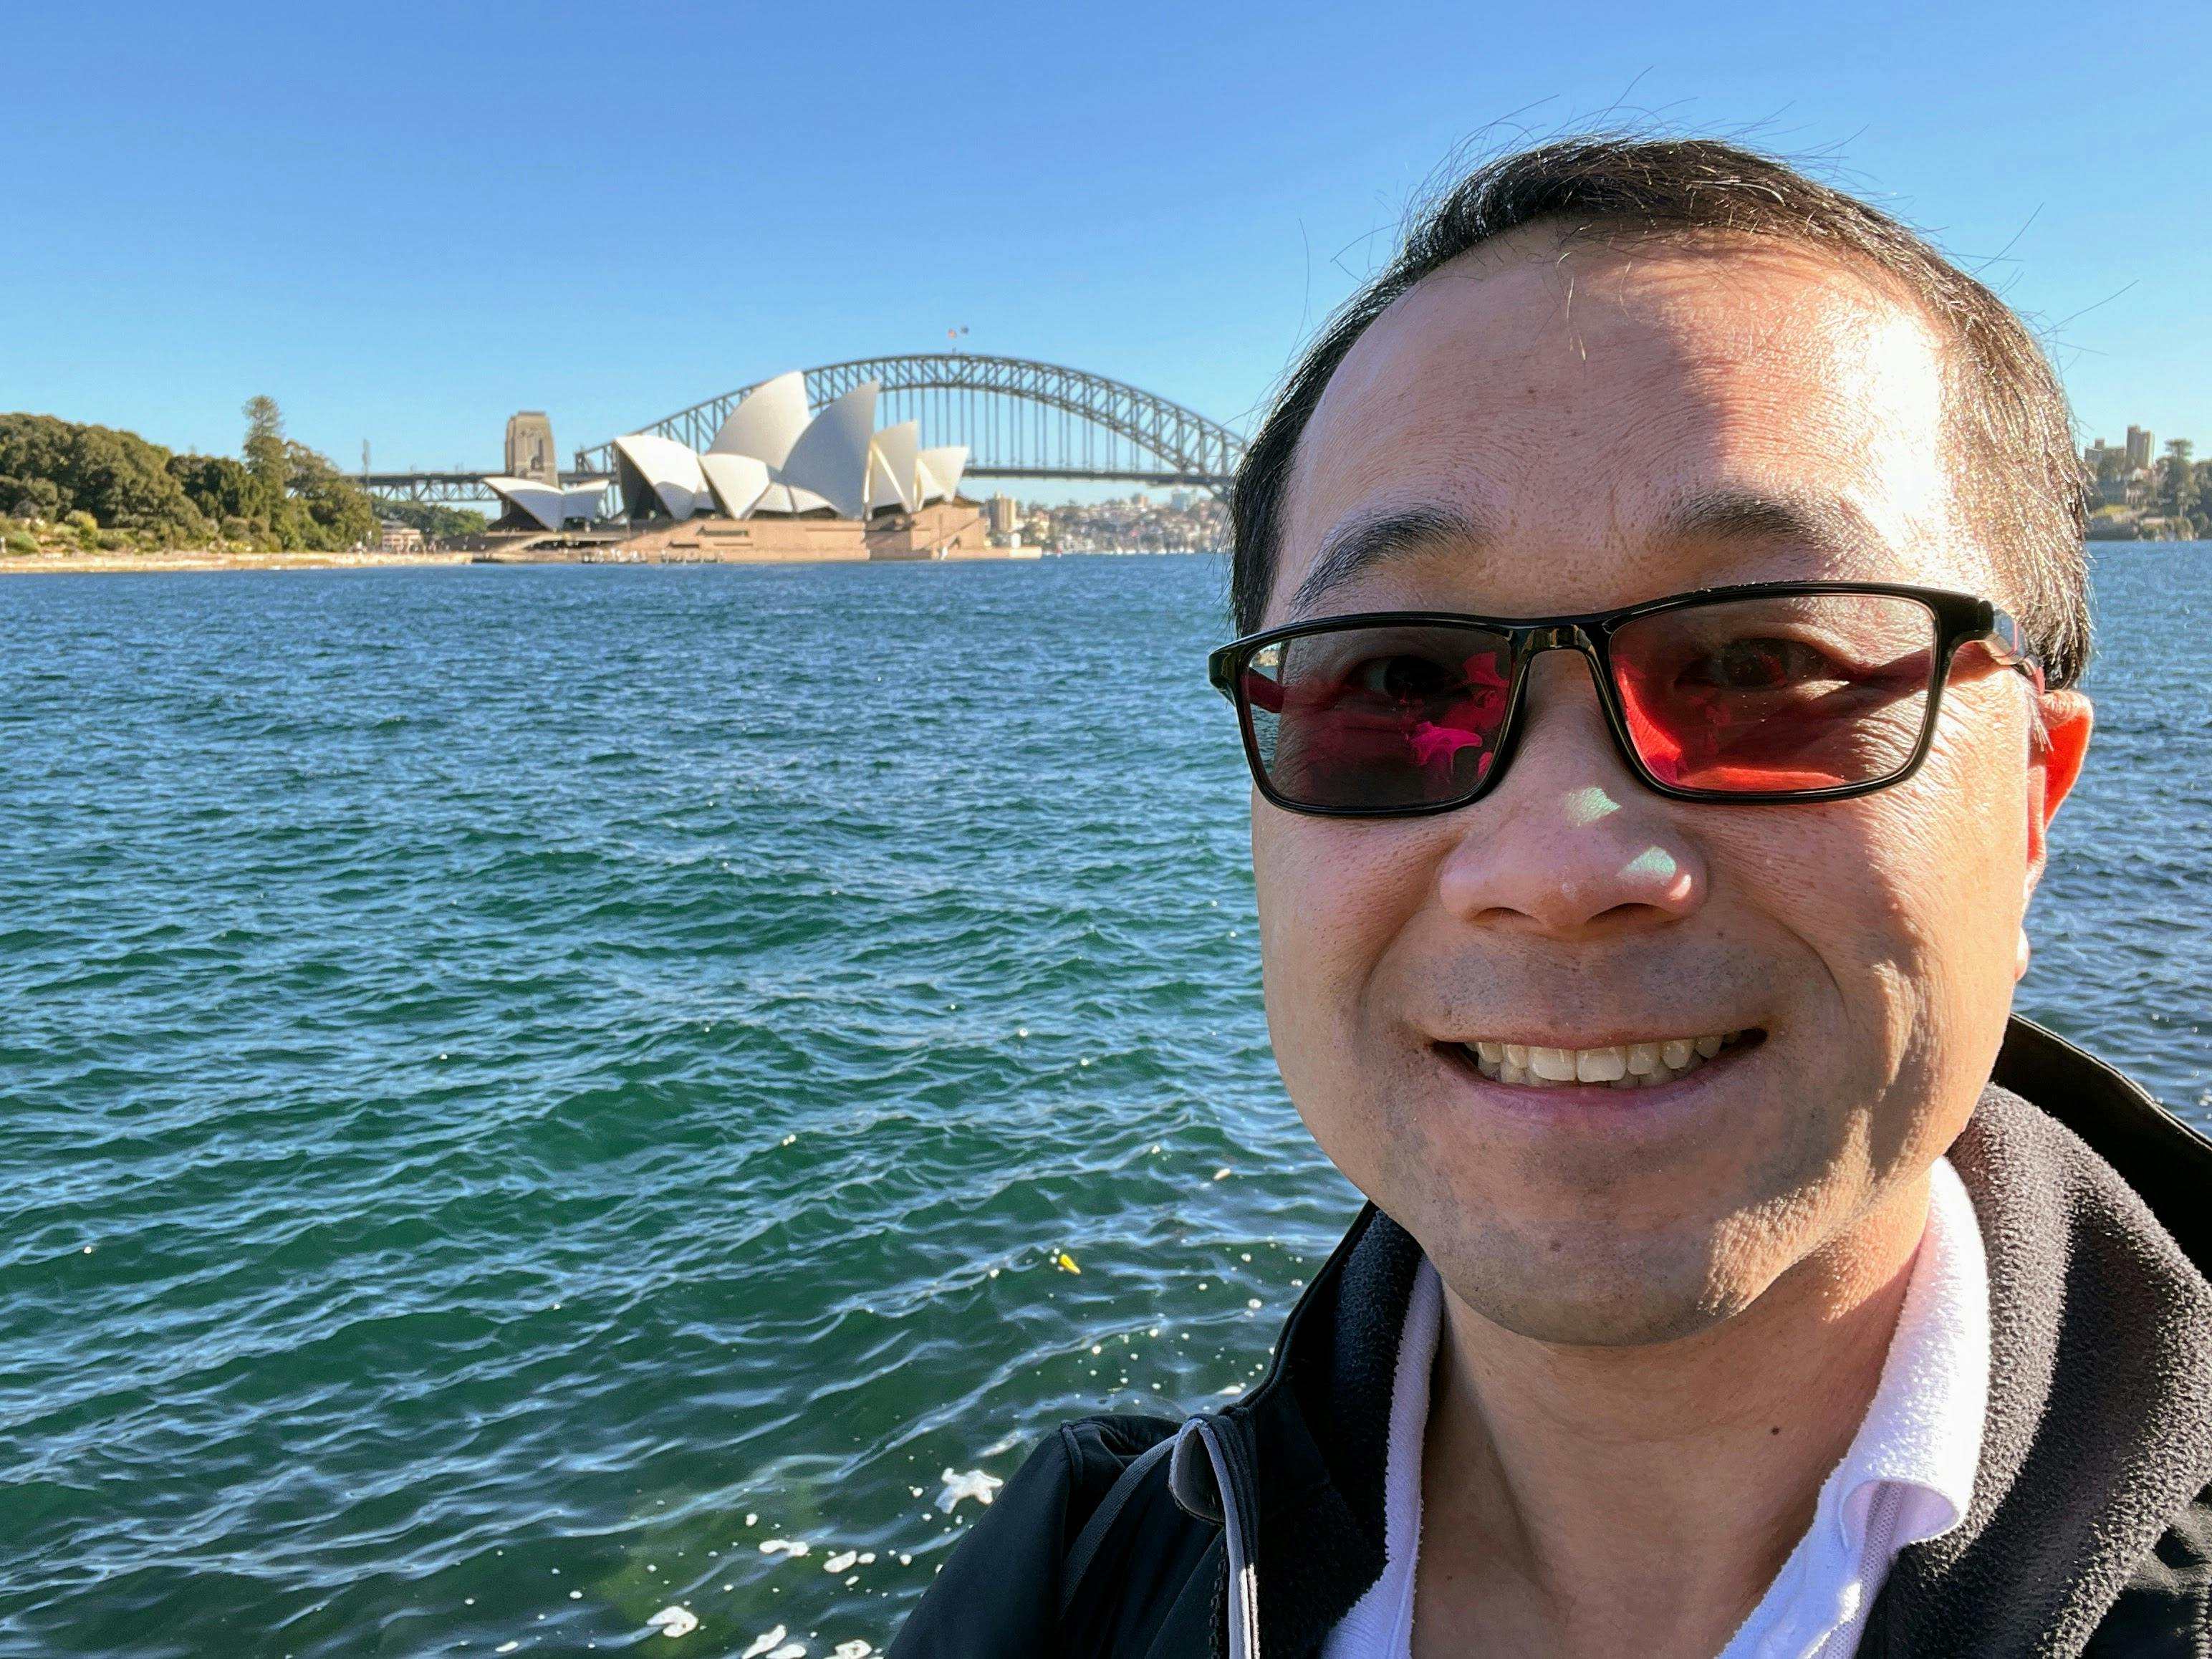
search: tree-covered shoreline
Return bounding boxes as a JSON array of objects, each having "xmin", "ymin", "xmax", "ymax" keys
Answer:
[{"xmin": 1, "ymin": 399, "xmax": 380, "ymax": 559}]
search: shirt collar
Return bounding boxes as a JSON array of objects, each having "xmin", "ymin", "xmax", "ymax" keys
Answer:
[{"xmin": 1826, "ymin": 1154, "xmax": 1992, "ymax": 1552}]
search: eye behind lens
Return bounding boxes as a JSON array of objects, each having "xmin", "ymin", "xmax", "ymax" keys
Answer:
[{"xmin": 1610, "ymin": 594, "xmax": 1941, "ymax": 794}]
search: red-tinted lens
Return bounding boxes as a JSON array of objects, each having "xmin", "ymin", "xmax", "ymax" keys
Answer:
[
  {"xmin": 1610, "ymin": 593, "xmax": 1940, "ymax": 794},
  {"xmin": 1241, "ymin": 624, "xmax": 1514, "ymax": 809}
]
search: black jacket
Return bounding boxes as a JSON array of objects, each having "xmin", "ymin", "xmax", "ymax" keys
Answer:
[{"xmin": 889, "ymin": 1018, "xmax": 2212, "ymax": 1658}]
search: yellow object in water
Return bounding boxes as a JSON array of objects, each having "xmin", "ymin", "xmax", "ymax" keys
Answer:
[{"xmin": 1055, "ymin": 1251, "xmax": 1081, "ymax": 1274}]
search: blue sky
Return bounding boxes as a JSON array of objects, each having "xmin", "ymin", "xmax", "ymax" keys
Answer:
[{"xmin": 4, "ymin": 0, "xmax": 2205, "ymax": 481}]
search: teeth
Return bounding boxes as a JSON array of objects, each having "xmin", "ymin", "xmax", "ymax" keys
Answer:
[
  {"xmin": 1575, "ymin": 1047, "xmax": 1627, "ymax": 1083},
  {"xmin": 1462, "ymin": 1031, "xmax": 1749, "ymax": 1091},
  {"xmin": 1529, "ymin": 1047, "xmax": 1577, "ymax": 1082}
]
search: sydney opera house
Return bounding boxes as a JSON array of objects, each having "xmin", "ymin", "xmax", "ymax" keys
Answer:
[{"xmin": 481, "ymin": 373, "xmax": 994, "ymax": 562}]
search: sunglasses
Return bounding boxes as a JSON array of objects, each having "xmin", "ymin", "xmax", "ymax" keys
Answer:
[{"xmin": 1208, "ymin": 582, "xmax": 2044, "ymax": 816}]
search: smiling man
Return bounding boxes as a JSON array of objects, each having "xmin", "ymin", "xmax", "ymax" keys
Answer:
[{"xmin": 890, "ymin": 138, "xmax": 2212, "ymax": 1659}]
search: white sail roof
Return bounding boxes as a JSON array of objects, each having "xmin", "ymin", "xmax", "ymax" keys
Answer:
[
  {"xmin": 867, "ymin": 420, "xmax": 920, "ymax": 514},
  {"xmin": 778, "ymin": 382, "xmax": 877, "ymax": 520},
  {"xmin": 587, "ymin": 372, "xmax": 966, "ymax": 525},
  {"xmin": 698, "ymin": 452, "xmax": 771, "ymax": 519},
  {"xmin": 561, "ymin": 479, "xmax": 610, "ymax": 521},
  {"xmin": 916, "ymin": 444, "xmax": 968, "ymax": 505},
  {"xmin": 613, "ymin": 433, "xmax": 708, "ymax": 520},
  {"xmin": 484, "ymin": 476, "xmax": 567, "ymax": 531},
  {"xmin": 485, "ymin": 475, "xmax": 610, "ymax": 529},
  {"xmin": 747, "ymin": 482, "xmax": 837, "ymax": 516},
  {"xmin": 708, "ymin": 370, "xmax": 812, "ymax": 469}
]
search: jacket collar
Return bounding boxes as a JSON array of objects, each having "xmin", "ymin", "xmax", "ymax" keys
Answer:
[
  {"xmin": 1214, "ymin": 1017, "xmax": 2212, "ymax": 1658},
  {"xmin": 1867, "ymin": 1053, "xmax": 2212, "ymax": 1653}
]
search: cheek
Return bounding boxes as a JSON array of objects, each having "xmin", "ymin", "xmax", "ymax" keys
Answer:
[
  {"xmin": 1716, "ymin": 707, "xmax": 2029, "ymax": 1087},
  {"xmin": 1252, "ymin": 813, "xmax": 1435, "ymax": 1084},
  {"xmin": 1898, "ymin": 704, "xmax": 2034, "ymax": 1014}
]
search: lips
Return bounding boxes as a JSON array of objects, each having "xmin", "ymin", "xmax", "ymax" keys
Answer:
[{"xmin": 1455, "ymin": 1029, "xmax": 1759, "ymax": 1089}]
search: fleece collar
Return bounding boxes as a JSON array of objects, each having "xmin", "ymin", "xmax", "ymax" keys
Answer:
[
  {"xmin": 1219, "ymin": 1019, "xmax": 2212, "ymax": 1659},
  {"xmin": 1862, "ymin": 1084, "xmax": 2212, "ymax": 1655}
]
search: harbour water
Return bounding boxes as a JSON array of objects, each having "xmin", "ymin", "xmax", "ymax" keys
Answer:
[{"xmin": 1, "ymin": 549, "xmax": 2206, "ymax": 1657}]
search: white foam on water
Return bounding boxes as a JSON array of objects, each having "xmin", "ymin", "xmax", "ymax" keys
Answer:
[
  {"xmin": 936, "ymin": 1468, "xmax": 1002, "ymax": 1512},
  {"xmin": 647, "ymin": 1605, "xmax": 699, "ymax": 1638}
]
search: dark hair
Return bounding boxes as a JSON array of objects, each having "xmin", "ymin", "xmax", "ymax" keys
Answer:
[{"xmin": 1228, "ymin": 135, "xmax": 2090, "ymax": 688}]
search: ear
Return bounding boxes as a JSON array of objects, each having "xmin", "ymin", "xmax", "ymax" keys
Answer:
[{"xmin": 2016, "ymin": 689, "xmax": 2093, "ymax": 980}]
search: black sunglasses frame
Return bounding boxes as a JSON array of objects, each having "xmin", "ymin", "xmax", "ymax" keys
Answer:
[{"xmin": 1207, "ymin": 580, "xmax": 2044, "ymax": 816}]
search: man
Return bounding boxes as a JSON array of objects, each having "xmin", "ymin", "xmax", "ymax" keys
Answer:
[{"xmin": 890, "ymin": 137, "xmax": 2212, "ymax": 1658}]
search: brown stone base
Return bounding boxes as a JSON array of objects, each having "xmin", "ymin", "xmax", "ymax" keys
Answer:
[
  {"xmin": 616, "ymin": 516, "xmax": 868, "ymax": 562},
  {"xmin": 602, "ymin": 499, "xmax": 1022, "ymax": 565},
  {"xmin": 865, "ymin": 501, "xmax": 991, "ymax": 560}
]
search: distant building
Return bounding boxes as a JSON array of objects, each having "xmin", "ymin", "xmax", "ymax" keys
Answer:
[
  {"xmin": 506, "ymin": 412, "xmax": 559, "ymax": 484},
  {"xmin": 606, "ymin": 371, "xmax": 968, "ymax": 526},
  {"xmin": 570, "ymin": 370, "xmax": 986, "ymax": 561},
  {"xmin": 1169, "ymin": 489, "xmax": 1194, "ymax": 511},
  {"xmin": 378, "ymin": 521, "xmax": 425, "ymax": 554},
  {"xmin": 2126, "ymin": 425, "xmax": 2155, "ymax": 471},
  {"xmin": 487, "ymin": 411, "xmax": 611, "ymax": 529},
  {"xmin": 986, "ymin": 494, "xmax": 1020, "ymax": 535}
]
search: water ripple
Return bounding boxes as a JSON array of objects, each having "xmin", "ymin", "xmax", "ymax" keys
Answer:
[{"xmin": 0, "ymin": 549, "xmax": 2202, "ymax": 1655}]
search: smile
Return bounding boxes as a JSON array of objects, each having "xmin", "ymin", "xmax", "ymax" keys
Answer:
[{"xmin": 1456, "ymin": 1029, "xmax": 1760, "ymax": 1089}]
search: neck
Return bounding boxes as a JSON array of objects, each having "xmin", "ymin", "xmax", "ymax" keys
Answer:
[{"xmin": 1412, "ymin": 1170, "xmax": 1931, "ymax": 1659}]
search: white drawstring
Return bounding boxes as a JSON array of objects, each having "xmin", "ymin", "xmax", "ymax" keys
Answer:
[{"xmin": 1176, "ymin": 1415, "xmax": 1260, "ymax": 1659}]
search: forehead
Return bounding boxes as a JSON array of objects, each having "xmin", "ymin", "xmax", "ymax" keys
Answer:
[{"xmin": 1273, "ymin": 234, "xmax": 1994, "ymax": 624}]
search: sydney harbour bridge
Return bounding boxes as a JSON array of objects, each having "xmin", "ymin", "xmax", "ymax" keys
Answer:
[{"xmin": 360, "ymin": 354, "xmax": 1246, "ymax": 508}]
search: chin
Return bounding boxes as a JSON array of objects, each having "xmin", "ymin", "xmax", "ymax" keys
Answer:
[
  {"xmin": 1332, "ymin": 1036, "xmax": 1878, "ymax": 1343},
  {"xmin": 1422, "ymin": 1224, "xmax": 1754, "ymax": 1348}
]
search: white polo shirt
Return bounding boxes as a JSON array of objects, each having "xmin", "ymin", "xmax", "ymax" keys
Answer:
[{"xmin": 1320, "ymin": 1157, "xmax": 1991, "ymax": 1659}]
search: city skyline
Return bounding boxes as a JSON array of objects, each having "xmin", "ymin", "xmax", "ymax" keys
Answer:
[{"xmin": 3, "ymin": 0, "xmax": 2204, "ymax": 475}]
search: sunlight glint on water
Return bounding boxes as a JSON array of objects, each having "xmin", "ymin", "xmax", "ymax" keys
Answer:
[{"xmin": 0, "ymin": 549, "xmax": 2203, "ymax": 1655}]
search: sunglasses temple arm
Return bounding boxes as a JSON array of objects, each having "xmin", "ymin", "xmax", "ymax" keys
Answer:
[{"xmin": 1973, "ymin": 607, "xmax": 2047, "ymax": 692}]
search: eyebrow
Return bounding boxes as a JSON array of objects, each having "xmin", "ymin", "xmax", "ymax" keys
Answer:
[
  {"xmin": 1285, "ymin": 504, "xmax": 1491, "ymax": 619},
  {"xmin": 1283, "ymin": 487, "xmax": 1884, "ymax": 621},
  {"xmin": 1655, "ymin": 487, "xmax": 1885, "ymax": 563}
]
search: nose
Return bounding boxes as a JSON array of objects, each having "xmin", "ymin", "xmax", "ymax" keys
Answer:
[{"xmin": 1434, "ymin": 652, "xmax": 1707, "ymax": 939}]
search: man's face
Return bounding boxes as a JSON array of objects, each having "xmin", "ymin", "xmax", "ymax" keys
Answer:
[{"xmin": 1253, "ymin": 235, "xmax": 2086, "ymax": 1345}]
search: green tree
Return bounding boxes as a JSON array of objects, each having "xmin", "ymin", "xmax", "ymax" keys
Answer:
[
  {"xmin": 242, "ymin": 395, "xmax": 287, "ymax": 484},
  {"xmin": 0, "ymin": 413, "xmax": 211, "ymax": 542},
  {"xmin": 280, "ymin": 441, "xmax": 378, "ymax": 550},
  {"xmin": 0, "ymin": 404, "xmax": 380, "ymax": 552},
  {"xmin": 2163, "ymin": 439, "xmax": 2199, "ymax": 527},
  {"xmin": 2, "ymin": 473, "xmax": 62, "ymax": 519},
  {"xmin": 377, "ymin": 500, "xmax": 486, "ymax": 540},
  {"xmin": 239, "ymin": 395, "xmax": 294, "ymax": 532},
  {"xmin": 219, "ymin": 398, "xmax": 378, "ymax": 549},
  {"xmin": 167, "ymin": 453, "xmax": 261, "ymax": 533}
]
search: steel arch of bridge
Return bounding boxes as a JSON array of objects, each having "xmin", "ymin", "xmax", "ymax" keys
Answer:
[{"xmin": 574, "ymin": 355, "xmax": 1245, "ymax": 491}]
